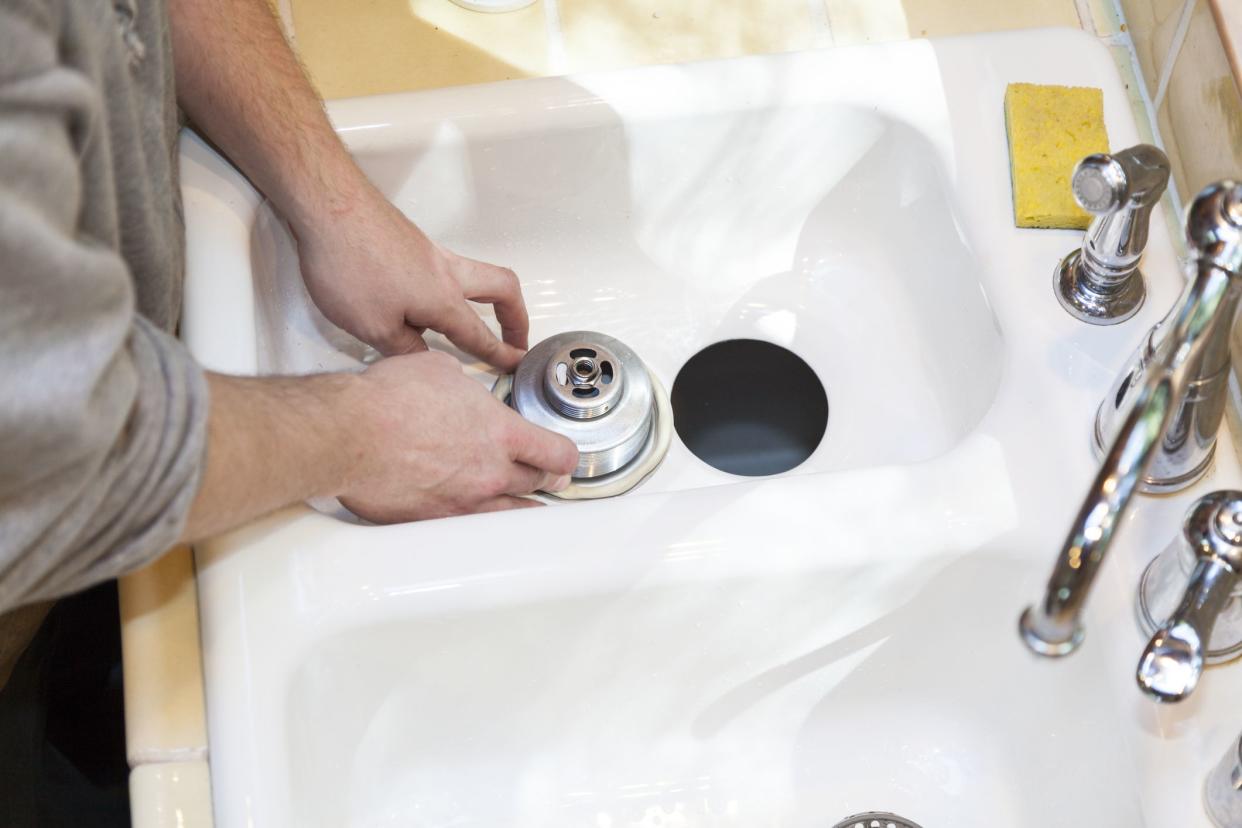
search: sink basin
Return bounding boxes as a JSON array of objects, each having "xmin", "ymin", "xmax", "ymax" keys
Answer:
[
  {"xmin": 279, "ymin": 525, "xmax": 1139, "ymax": 827},
  {"xmin": 181, "ymin": 28, "xmax": 1242, "ymax": 827},
  {"xmin": 246, "ymin": 80, "xmax": 1003, "ymax": 490}
]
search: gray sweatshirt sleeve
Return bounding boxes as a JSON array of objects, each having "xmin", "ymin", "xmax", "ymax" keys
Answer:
[{"xmin": 0, "ymin": 4, "xmax": 209, "ymax": 613}]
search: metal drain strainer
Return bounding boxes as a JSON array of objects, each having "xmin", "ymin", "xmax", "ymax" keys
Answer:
[
  {"xmin": 510, "ymin": 331, "xmax": 656, "ymax": 480},
  {"xmin": 832, "ymin": 813, "xmax": 924, "ymax": 828}
]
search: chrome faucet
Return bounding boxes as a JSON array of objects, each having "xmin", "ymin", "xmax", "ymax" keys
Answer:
[
  {"xmin": 1055, "ymin": 145, "xmax": 1170, "ymax": 324},
  {"xmin": 1021, "ymin": 181, "xmax": 1242, "ymax": 657}
]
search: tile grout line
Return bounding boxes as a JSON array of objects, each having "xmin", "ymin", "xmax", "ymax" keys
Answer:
[
  {"xmin": 1152, "ymin": 0, "xmax": 1199, "ymax": 109},
  {"xmin": 1070, "ymin": 0, "xmax": 1191, "ymax": 243},
  {"xmin": 1102, "ymin": 1, "xmax": 1167, "ymax": 122},
  {"xmin": 544, "ymin": 0, "xmax": 568, "ymax": 75},
  {"xmin": 1072, "ymin": 0, "xmax": 1098, "ymax": 34},
  {"xmin": 1104, "ymin": 0, "xmax": 1188, "ymax": 253},
  {"xmin": 806, "ymin": 0, "xmax": 835, "ymax": 48},
  {"xmin": 129, "ymin": 746, "xmax": 209, "ymax": 768}
]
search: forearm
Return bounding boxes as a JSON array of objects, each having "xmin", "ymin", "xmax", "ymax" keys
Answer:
[
  {"xmin": 181, "ymin": 371, "xmax": 362, "ymax": 542},
  {"xmin": 167, "ymin": 0, "xmax": 370, "ymax": 234},
  {"xmin": 183, "ymin": 355, "xmax": 578, "ymax": 536}
]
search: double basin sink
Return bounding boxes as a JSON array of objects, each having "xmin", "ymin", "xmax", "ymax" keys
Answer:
[{"xmin": 180, "ymin": 28, "xmax": 1241, "ymax": 827}]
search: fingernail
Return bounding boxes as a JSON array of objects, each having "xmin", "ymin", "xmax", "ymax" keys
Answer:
[{"xmin": 547, "ymin": 474, "xmax": 572, "ymax": 492}]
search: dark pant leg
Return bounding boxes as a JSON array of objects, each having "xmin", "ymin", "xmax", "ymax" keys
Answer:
[
  {"xmin": 0, "ymin": 606, "xmax": 53, "ymax": 826},
  {"xmin": 0, "ymin": 585, "xmax": 131, "ymax": 827}
]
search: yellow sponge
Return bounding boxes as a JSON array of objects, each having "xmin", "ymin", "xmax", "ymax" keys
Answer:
[{"xmin": 1004, "ymin": 83, "xmax": 1109, "ymax": 229}]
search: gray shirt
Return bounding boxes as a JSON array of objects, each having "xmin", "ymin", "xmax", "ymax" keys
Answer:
[{"xmin": 0, "ymin": 0, "xmax": 208, "ymax": 657}]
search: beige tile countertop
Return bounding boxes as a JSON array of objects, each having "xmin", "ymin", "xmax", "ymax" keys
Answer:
[
  {"xmin": 288, "ymin": 0, "xmax": 1091, "ymax": 98},
  {"xmin": 130, "ymin": 761, "xmax": 215, "ymax": 828},
  {"xmin": 120, "ymin": 547, "xmax": 208, "ymax": 765},
  {"xmin": 120, "ymin": 548, "xmax": 214, "ymax": 826}
]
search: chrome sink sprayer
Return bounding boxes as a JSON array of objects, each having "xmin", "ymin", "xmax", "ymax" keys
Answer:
[
  {"xmin": 1055, "ymin": 145, "xmax": 1170, "ymax": 324},
  {"xmin": 1021, "ymin": 181, "xmax": 1242, "ymax": 657}
]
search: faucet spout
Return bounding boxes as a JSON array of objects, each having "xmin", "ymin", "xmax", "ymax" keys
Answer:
[{"xmin": 1021, "ymin": 182, "xmax": 1242, "ymax": 657}]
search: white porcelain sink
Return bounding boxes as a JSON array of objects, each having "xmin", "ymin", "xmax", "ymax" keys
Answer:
[
  {"xmin": 181, "ymin": 28, "xmax": 1242, "ymax": 827},
  {"xmin": 245, "ymin": 67, "xmax": 1004, "ymax": 489}
]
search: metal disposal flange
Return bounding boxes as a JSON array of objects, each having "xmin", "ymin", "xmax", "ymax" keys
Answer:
[
  {"xmin": 831, "ymin": 813, "xmax": 924, "ymax": 828},
  {"xmin": 511, "ymin": 331, "xmax": 655, "ymax": 479}
]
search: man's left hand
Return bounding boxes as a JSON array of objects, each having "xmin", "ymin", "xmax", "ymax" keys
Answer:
[{"xmin": 296, "ymin": 194, "xmax": 529, "ymax": 371}]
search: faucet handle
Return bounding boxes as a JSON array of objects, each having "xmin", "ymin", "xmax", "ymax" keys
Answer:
[
  {"xmin": 1206, "ymin": 730, "xmax": 1242, "ymax": 826},
  {"xmin": 1137, "ymin": 558, "xmax": 1234, "ymax": 701},
  {"xmin": 1055, "ymin": 144, "xmax": 1170, "ymax": 325},
  {"xmin": 1136, "ymin": 491, "xmax": 1242, "ymax": 702},
  {"xmin": 1186, "ymin": 180, "xmax": 1242, "ymax": 275}
]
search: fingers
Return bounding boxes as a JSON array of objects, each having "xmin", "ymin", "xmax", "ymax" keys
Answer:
[
  {"xmin": 503, "ymin": 462, "xmax": 572, "ymax": 496},
  {"xmin": 505, "ymin": 414, "xmax": 580, "ymax": 477},
  {"xmin": 378, "ymin": 325, "xmax": 428, "ymax": 357},
  {"xmin": 472, "ymin": 495, "xmax": 544, "ymax": 515},
  {"xmin": 438, "ymin": 302, "xmax": 527, "ymax": 372},
  {"xmin": 454, "ymin": 256, "xmax": 530, "ymax": 351}
]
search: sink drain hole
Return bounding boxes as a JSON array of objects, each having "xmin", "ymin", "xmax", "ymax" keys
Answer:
[{"xmin": 671, "ymin": 339, "xmax": 827, "ymax": 476}]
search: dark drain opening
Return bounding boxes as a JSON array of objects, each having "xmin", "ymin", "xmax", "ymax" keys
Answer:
[{"xmin": 671, "ymin": 339, "xmax": 828, "ymax": 476}]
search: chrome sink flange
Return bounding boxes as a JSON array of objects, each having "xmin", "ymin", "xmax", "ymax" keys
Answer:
[{"xmin": 511, "ymin": 331, "xmax": 655, "ymax": 479}]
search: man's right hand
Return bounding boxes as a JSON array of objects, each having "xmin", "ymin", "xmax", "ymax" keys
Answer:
[
  {"xmin": 181, "ymin": 353, "xmax": 579, "ymax": 543},
  {"xmin": 340, "ymin": 351, "xmax": 578, "ymax": 522}
]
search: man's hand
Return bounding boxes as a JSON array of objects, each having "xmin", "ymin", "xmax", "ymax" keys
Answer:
[
  {"xmin": 181, "ymin": 355, "xmax": 580, "ymax": 541},
  {"xmin": 295, "ymin": 195, "xmax": 528, "ymax": 371},
  {"xmin": 167, "ymin": 0, "xmax": 577, "ymax": 539},
  {"xmin": 168, "ymin": 0, "xmax": 529, "ymax": 372},
  {"xmin": 340, "ymin": 352, "xmax": 576, "ymax": 521}
]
